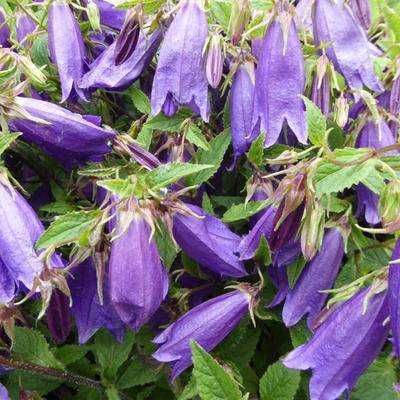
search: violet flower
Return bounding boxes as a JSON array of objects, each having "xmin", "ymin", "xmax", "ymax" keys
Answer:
[
  {"xmin": 69, "ymin": 258, "xmax": 126, "ymax": 344},
  {"xmin": 10, "ymin": 96, "xmax": 116, "ymax": 164},
  {"xmin": 151, "ymin": 1, "xmax": 210, "ymax": 122},
  {"xmin": 390, "ymin": 77, "xmax": 400, "ymax": 116},
  {"xmin": 282, "ymin": 287, "xmax": 389, "ymax": 400},
  {"xmin": 16, "ymin": 14, "xmax": 37, "ymax": 46},
  {"xmin": 350, "ymin": 0, "xmax": 371, "ymax": 30},
  {"xmin": 90, "ymin": 0, "xmax": 126, "ymax": 30},
  {"xmin": 48, "ymin": 1, "xmax": 88, "ymax": 103},
  {"xmin": 0, "ymin": 7, "xmax": 10, "ymax": 48},
  {"xmin": 0, "ymin": 383, "xmax": 9, "ymax": 400},
  {"xmin": 152, "ymin": 288, "xmax": 252, "ymax": 382},
  {"xmin": 253, "ymin": 18, "xmax": 307, "ymax": 147},
  {"xmin": 109, "ymin": 212, "xmax": 168, "ymax": 330},
  {"xmin": 313, "ymin": 0, "xmax": 382, "ymax": 101},
  {"xmin": 282, "ymin": 229, "xmax": 344, "ymax": 329},
  {"xmin": 79, "ymin": 29, "xmax": 162, "ymax": 91},
  {"xmin": 173, "ymin": 204, "xmax": 247, "ymax": 278},
  {"xmin": 389, "ymin": 237, "xmax": 400, "ymax": 359},
  {"xmin": 46, "ymin": 288, "xmax": 72, "ymax": 341},
  {"xmin": 310, "ymin": 73, "xmax": 330, "ymax": 118}
]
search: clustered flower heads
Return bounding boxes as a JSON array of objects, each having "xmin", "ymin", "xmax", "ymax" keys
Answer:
[{"xmin": 0, "ymin": 0, "xmax": 400, "ymax": 398}]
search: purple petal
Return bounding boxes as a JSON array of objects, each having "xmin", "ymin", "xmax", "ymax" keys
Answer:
[{"xmin": 389, "ymin": 238, "xmax": 400, "ymax": 358}]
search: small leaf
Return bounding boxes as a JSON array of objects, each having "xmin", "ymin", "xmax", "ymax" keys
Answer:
[
  {"xmin": 143, "ymin": 109, "xmax": 192, "ymax": 132},
  {"xmin": 210, "ymin": 0, "xmax": 231, "ymax": 28},
  {"xmin": 36, "ymin": 210, "xmax": 102, "ymax": 250},
  {"xmin": 300, "ymin": 95, "xmax": 326, "ymax": 146},
  {"xmin": 128, "ymin": 87, "xmax": 151, "ymax": 114},
  {"xmin": 287, "ymin": 255, "xmax": 307, "ymax": 289},
  {"xmin": 117, "ymin": 357, "xmax": 158, "ymax": 389},
  {"xmin": 146, "ymin": 163, "xmax": 213, "ymax": 190},
  {"xmin": 53, "ymin": 345, "xmax": 90, "ymax": 365},
  {"xmin": 136, "ymin": 126, "xmax": 153, "ymax": 150},
  {"xmin": 202, "ymin": 192, "xmax": 214, "ymax": 215},
  {"xmin": 154, "ymin": 222, "xmax": 178, "ymax": 269},
  {"xmin": 289, "ymin": 319, "xmax": 312, "ymax": 348},
  {"xmin": 259, "ymin": 360, "xmax": 300, "ymax": 400},
  {"xmin": 187, "ymin": 124, "xmax": 211, "ymax": 151},
  {"xmin": 97, "ymin": 179, "xmax": 134, "ymax": 198},
  {"xmin": 191, "ymin": 340, "xmax": 242, "ymax": 400},
  {"xmin": 31, "ymin": 34, "xmax": 50, "ymax": 70},
  {"xmin": 248, "ymin": 131, "xmax": 266, "ymax": 166},
  {"xmin": 0, "ymin": 132, "xmax": 21, "ymax": 155},
  {"xmin": 254, "ymin": 234, "xmax": 272, "ymax": 265},
  {"xmin": 178, "ymin": 374, "xmax": 199, "ymax": 400},
  {"xmin": 222, "ymin": 201, "xmax": 268, "ymax": 223}
]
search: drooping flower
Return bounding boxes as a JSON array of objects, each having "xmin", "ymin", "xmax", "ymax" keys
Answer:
[
  {"xmin": 389, "ymin": 237, "xmax": 400, "ymax": 359},
  {"xmin": 46, "ymin": 288, "xmax": 72, "ymax": 341},
  {"xmin": 173, "ymin": 204, "xmax": 247, "ymax": 278},
  {"xmin": 16, "ymin": 13, "xmax": 37, "ymax": 46},
  {"xmin": 310, "ymin": 73, "xmax": 330, "ymax": 118},
  {"xmin": 206, "ymin": 32, "xmax": 223, "ymax": 89},
  {"xmin": 0, "ymin": 383, "xmax": 10, "ymax": 400},
  {"xmin": 253, "ymin": 18, "xmax": 307, "ymax": 147},
  {"xmin": 48, "ymin": 0, "xmax": 88, "ymax": 103},
  {"xmin": 152, "ymin": 287, "xmax": 254, "ymax": 382},
  {"xmin": 79, "ymin": 28, "xmax": 162, "ymax": 91},
  {"xmin": 313, "ymin": 0, "xmax": 382, "ymax": 101},
  {"xmin": 0, "ymin": 6, "xmax": 10, "ymax": 48},
  {"xmin": 10, "ymin": 96, "xmax": 116, "ymax": 164},
  {"xmin": 150, "ymin": 1, "xmax": 210, "ymax": 122},
  {"xmin": 282, "ymin": 229, "xmax": 344, "ymax": 329},
  {"xmin": 282, "ymin": 287, "xmax": 389, "ymax": 400},
  {"xmin": 350, "ymin": 0, "xmax": 371, "ymax": 30},
  {"xmin": 109, "ymin": 210, "xmax": 168, "ymax": 330}
]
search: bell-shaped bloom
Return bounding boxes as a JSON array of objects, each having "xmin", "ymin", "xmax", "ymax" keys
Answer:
[
  {"xmin": 282, "ymin": 287, "xmax": 389, "ymax": 400},
  {"xmin": 206, "ymin": 32, "xmax": 223, "ymax": 89},
  {"xmin": 389, "ymin": 238, "xmax": 400, "ymax": 359},
  {"xmin": 48, "ymin": 1, "xmax": 88, "ymax": 103},
  {"xmin": 253, "ymin": 18, "xmax": 307, "ymax": 147},
  {"xmin": 0, "ymin": 7, "xmax": 10, "ymax": 48},
  {"xmin": 70, "ymin": 258, "xmax": 126, "ymax": 344},
  {"xmin": 310, "ymin": 73, "xmax": 330, "ymax": 118},
  {"xmin": 10, "ymin": 96, "xmax": 116, "ymax": 164},
  {"xmin": 109, "ymin": 213, "xmax": 168, "ymax": 330},
  {"xmin": 79, "ymin": 28, "xmax": 162, "ymax": 91},
  {"xmin": 151, "ymin": 2, "xmax": 210, "ymax": 122},
  {"xmin": 16, "ymin": 14, "xmax": 37, "ymax": 46},
  {"xmin": 230, "ymin": 65, "xmax": 255, "ymax": 167},
  {"xmin": 46, "ymin": 288, "xmax": 72, "ymax": 341},
  {"xmin": 282, "ymin": 229, "xmax": 344, "ymax": 329},
  {"xmin": 313, "ymin": 0, "xmax": 382, "ymax": 101},
  {"xmin": 173, "ymin": 204, "xmax": 247, "ymax": 278},
  {"xmin": 391, "ymin": 77, "xmax": 400, "ymax": 116},
  {"xmin": 90, "ymin": 0, "xmax": 126, "ymax": 30},
  {"xmin": 152, "ymin": 289, "xmax": 251, "ymax": 382},
  {"xmin": 0, "ymin": 384, "xmax": 9, "ymax": 400}
]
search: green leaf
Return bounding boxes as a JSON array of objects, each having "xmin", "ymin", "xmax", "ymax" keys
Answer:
[
  {"xmin": 178, "ymin": 374, "xmax": 199, "ymax": 400},
  {"xmin": 7, "ymin": 372, "xmax": 63, "ymax": 397},
  {"xmin": 13, "ymin": 327, "xmax": 64, "ymax": 369},
  {"xmin": 136, "ymin": 126, "xmax": 153, "ymax": 150},
  {"xmin": 117, "ymin": 357, "xmax": 158, "ymax": 389},
  {"xmin": 31, "ymin": 33, "xmax": 50, "ymax": 70},
  {"xmin": 187, "ymin": 124, "xmax": 211, "ymax": 151},
  {"xmin": 259, "ymin": 360, "xmax": 301, "ymax": 400},
  {"xmin": 300, "ymin": 95, "xmax": 326, "ymax": 146},
  {"xmin": 210, "ymin": 0, "xmax": 231, "ymax": 28},
  {"xmin": 36, "ymin": 210, "xmax": 102, "ymax": 250},
  {"xmin": 94, "ymin": 329, "xmax": 135, "ymax": 380},
  {"xmin": 154, "ymin": 222, "xmax": 178, "ymax": 269},
  {"xmin": 146, "ymin": 163, "xmax": 213, "ymax": 190},
  {"xmin": 97, "ymin": 179, "xmax": 134, "ymax": 198},
  {"xmin": 382, "ymin": 5, "xmax": 400, "ymax": 58},
  {"xmin": 128, "ymin": 87, "xmax": 152, "ymax": 114},
  {"xmin": 287, "ymin": 255, "xmax": 307, "ymax": 289},
  {"xmin": 202, "ymin": 192, "xmax": 214, "ymax": 215},
  {"xmin": 319, "ymin": 195, "xmax": 347, "ymax": 213},
  {"xmin": 289, "ymin": 319, "xmax": 312, "ymax": 348},
  {"xmin": 53, "ymin": 345, "xmax": 90, "ymax": 365},
  {"xmin": 143, "ymin": 109, "xmax": 192, "ymax": 132},
  {"xmin": 222, "ymin": 201, "xmax": 268, "ymax": 223},
  {"xmin": 314, "ymin": 158, "xmax": 377, "ymax": 197},
  {"xmin": 191, "ymin": 340, "xmax": 242, "ymax": 400},
  {"xmin": 0, "ymin": 132, "xmax": 21, "ymax": 155},
  {"xmin": 248, "ymin": 131, "xmax": 266, "ymax": 165},
  {"xmin": 254, "ymin": 234, "xmax": 272, "ymax": 265},
  {"xmin": 187, "ymin": 128, "xmax": 232, "ymax": 187},
  {"xmin": 106, "ymin": 387, "xmax": 121, "ymax": 400}
]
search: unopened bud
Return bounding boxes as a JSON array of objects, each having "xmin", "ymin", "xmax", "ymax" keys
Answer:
[
  {"xmin": 46, "ymin": 288, "xmax": 72, "ymax": 341},
  {"xmin": 206, "ymin": 32, "xmax": 223, "ymax": 88},
  {"xmin": 379, "ymin": 180, "xmax": 400, "ymax": 232},
  {"xmin": 333, "ymin": 93, "xmax": 349, "ymax": 128},
  {"xmin": 301, "ymin": 200, "xmax": 325, "ymax": 260},
  {"xmin": 86, "ymin": 0, "xmax": 101, "ymax": 32},
  {"xmin": 16, "ymin": 54, "xmax": 46, "ymax": 85},
  {"xmin": 228, "ymin": 0, "xmax": 250, "ymax": 46},
  {"xmin": 390, "ymin": 76, "xmax": 400, "ymax": 116}
]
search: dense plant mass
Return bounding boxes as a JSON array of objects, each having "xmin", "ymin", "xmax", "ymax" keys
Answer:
[{"xmin": 0, "ymin": 0, "xmax": 400, "ymax": 398}]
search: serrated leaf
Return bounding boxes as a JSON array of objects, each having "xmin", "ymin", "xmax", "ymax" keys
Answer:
[
  {"xmin": 128, "ymin": 87, "xmax": 152, "ymax": 114},
  {"xmin": 53, "ymin": 345, "xmax": 90, "ymax": 365},
  {"xmin": 259, "ymin": 360, "xmax": 301, "ymax": 400},
  {"xmin": 117, "ymin": 357, "xmax": 158, "ymax": 389},
  {"xmin": 36, "ymin": 210, "xmax": 102, "ymax": 250},
  {"xmin": 187, "ymin": 128, "xmax": 232, "ymax": 187},
  {"xmin": 97, "ymin": 179, "xmax": 134, "ymax": 198},
  {"xmin": 154, "ymin": 222, "xmax": 178, "ymax": 269},
  {"xmin": 146, "ymin": 163, "xmax": 213, "ymax": 190},
  {"xmin": 13, "ymin": 327, "xmax": 64, "ymax": 369},
  {"xmin": 248, "ymin": 131, "xmax": 266, "ymax": 165},
  {"xmin": 94, "ymin": 329, "xmax": 135, "ymax": 380},
  {"xmin": 202, "ymin": 192, "xmax": 214, "ymax": 215},
  {"xmin": 136, "ymin": 126, "xmax": 153, "ymax": 150},
  {"xmin": 191, "ymin": 340, "xmax": 242, "ymax": 400},
  {"xmin": 31, "ymin": 34, "xmax": 50, "ymax": 70},
  {"xmin": 222, "ymin": 200, "xmax": 269, "ymax": 223},
  {"xmin": 289, "ymin": 319, "xmax": 312, "ymax": 348},
  {"xmin": 300, "ymin": 95, "xmax": 326, "ymax": 146},
  {"xmin": 0, "ymin": 132, "xmax": 21, "ymax": 155},
  {"xmin": 7, "ymin": 372, "xmax": 63, "ymax": 397},
  {"xmin": 383, "ymin": 5, "xmax": 400, "ymax": 58},
  {"xmin": 210, "ymin": 0, "xmax": 231, "ymax": 28},
  {"xmin": 254, "ymin": 234, "xmax": 272, "ymax": 265},
  {"xmin": 187, "ymin": 124, "xmax": 211, "ymax": 151},
  {"xmin": 287, "ymin": 255, "xmax": 306, "ymax": 289},
  {"xmin": 314, "ymin": 158, "xmax": 377, "ymax": 197},
  {"xmin": 143, "ymin": 109, "xmax": 192, "ymax": 132}
]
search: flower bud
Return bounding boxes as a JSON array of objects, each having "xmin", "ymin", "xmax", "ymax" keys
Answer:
[
  {"xmin": 86, "ymin": 0, "xmax": 101, "ymax": 32},
  {"xmin": 390, "ymin": 76, "xmax": 400, "ymax": 116},
  {"xmin": 300, "ymin": 200, "xmax": 324, "ymax": 261},
  {"xmin": 46, "ymin": 288, "xmax": 72, "ymax": 341},
  {"xmin": 378, "ymin": 180, "xmax": 400, "ymax": 232},
  {"xmin": 206, "ymin": 32, "xmax": 223, "ymax": 89},
  {"xmin": 228, "ymin": 0, "xmax": 250, "ymax": 45},
  {"xmin": 16, "ymin": 54, "xmax": 46, "ymax": 85},
  {"xmin": 350, "ymin": 0, "xmax": 371, "ymax": 30},
  {"xmin": 333, "ymin": 93, "xmax": 349, "ymax": 128}
]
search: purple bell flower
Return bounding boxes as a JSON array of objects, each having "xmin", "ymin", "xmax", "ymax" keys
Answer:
[
  {"xmin": 253, "ymin": 18, "xmax": 307, "ymax": 147},
  {"xmin": 310, "ymin": 73, "xmax": 330, "ymax": 118},
  {"xmin": 173, "ymin": 204, "xmax": 247, "ymax": 278},
  {"xmin": 48, "ymin": 1, "xmax": 88, "ymax": 103},
  {"xmin": 390, "ymin": 76, "xmax": 400, "ymax": 116},
  {"xmin": 70, "ymin": 257, "xmax": 125, "ymax": 344},
  {"xmin": 89, "ymin": 0, "xmax": 126, "ymax": 30},
  {"xmin": 0, "ymin": 383, "xmax": 10, "ymax": 400},
  {"xmin": 0, "ymin": 6, "xmax": 11, "ymax": 48},
  {"xmin": 282, "ymin": 229, "xmax": 344, "ymax": 329},
  {"xmin": 152, "ymin": 288, "xmax": 252, "ymax": 382},
  {"xmin": 389, "ymin": 237, "xmax": 400, "ymax": 359},
  {"xmin": 350, "ymin": 0, "xmax": 371, "ymax": 30},
  {"xmin": 10, "ymin": 96, "xmax": 116, "ymax": 164},
  {"xmin": 46, "ymin": 288, "xmax": 72, "ymax": 341},
  {"xmin": 313, "ymin": 0, "xmax": 383, "ymax": 101},
  {"xmin": 16, "ymin": 14, "xmax": 37, "ymax": 46},
  {"xmin": 151, "ymin": 2, "xmax": 210, "ymax": 122},
  {"xmin": 79, "ymin": 28, "xmax": 162, "ymax": 91},
  {"xmin": 109, "ymin": 212, "xmax": 168, "ymax": 330},
  {"xmin": 282, "ymin": 287, "xmax": 389, "ymax": 400}
]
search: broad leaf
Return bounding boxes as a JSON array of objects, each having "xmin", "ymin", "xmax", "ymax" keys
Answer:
[
  {"xmin": 97, "ymin": 179, "xmax": 135, "ymax": 198},
  {"xmin": 117, "ymin": 357, "xmax": 158, "ymax": 389},
  {"xmin": 222, "ymin": 200, "xmax": 269, "ymax": 223},
  {"xmin": 248, "ymin": 131, "xmax": 266, "ymax": 166},
  {"xmin": 210, "ymin": 0, "xmax": 231, "ymax": 28},
  {"xmin": 300, "ymin": 95, "xmax": 326, "ymax": 146},
  {"xmin": 128, "ymin": 87, "xmax": 151, "ymax": 114},
  {"xmin": 187, "ymin": 124, "xmax": 211, "ymax": 151}
]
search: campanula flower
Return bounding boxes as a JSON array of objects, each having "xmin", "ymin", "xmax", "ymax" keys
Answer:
[
  {"xmin": 313, "ymin": 0, "xmax": 382, "ymax": 101},
  {"xmin": 46, "ymin": 289, "xmax": 72, "ymax": 341},
  {"xmin": 173, "ymin": 204, "xmax": 247, "ymax": 278},
  {"xmin": 151, "ymin": 1, "xmax": 210, "ymax": 121},
  {"xmin": 16, "ymin": 13, "xmax": 36, "ymax": 46},
  {"xmin": 282, "ymin": 229, "xmax": 344, "ymax": 329},
  {"xmin": 253, "ymin": 18, "xmax": 307, "ymax": 147},
  {"xmin": 389, "ymin": 238, "xmax": 400, "ymax": 359},
  {"xmin": 109, "ymin": 211, "xmax": 168, "ymax": 330},
  {"xmin": 350, "ymin": 0, "xmax": 371, "ymax": 30},
  {"xmin": 48, "ymin": 1, "xmax": 88, "ymax": 103},
  {"xmin": 152, "ymin": 287, "xmax": 254, "ymax": 382},
  {"xmin": 0, "ymin": 7, "xmax": 10, "ymax": 48},
  {"xmin": 89, "ymin": 0, "xmax": 126, "ymax": 30},
  {"xmin": 206, "ymin": 32, "xmax": 223, "ymax": 89},
  {"xmin": 283, "ymin": 287, "xmax": 389, "ymax": 400},
  {"xmin": 10, "ymin": 96, "xmax": 116, "ymax": 164}
]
